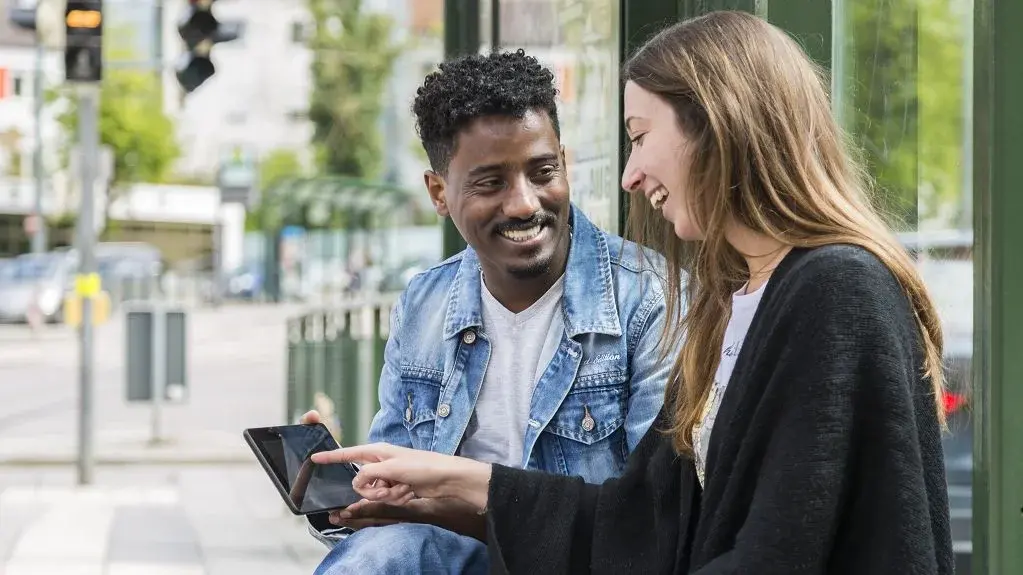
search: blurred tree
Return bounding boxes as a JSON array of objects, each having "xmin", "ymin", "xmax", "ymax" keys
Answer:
[
  {"xmin": 307, "ymin": 0, "xmax": 403, "ymax": 179},
  {"xmin": 247, "ymin": 148, "xmax": 305, "ymax": 231},
  {"xmin": 916, "ymin": 0, "xmax": 970, "ymax": 227},
  {"xmin": 841, "ymin": 0, "xmax": 919, "ymax": 229},
  {"xmin": 54, "ymin": 72, "xmax": 179, "ymax": 188},
  {"xmin": 0, "ymin": 128, "xmax": 24, "ymax": 176},
  {"xmin": 260, "ymin": 148, "xmax": 305, "ymax": 189},
  {"xmin": 841, "ymin": 0, "xmax": 968, "ymax": 229}
]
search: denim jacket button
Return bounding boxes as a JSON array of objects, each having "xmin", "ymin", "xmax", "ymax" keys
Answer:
[
  {"xmin": 462, "ymin": 330, "xmax": 477, "ymax": 345},
  {"xmin": 581, "ymin": 416, "xmax": 595, "ymax": 432},
  {"xmin": 581, "ymin": 405, "xmax": 596, "ymax": 432},
  {"xmin": 437, "ymin": 403, "xmax": 451, "ymax": 418}
]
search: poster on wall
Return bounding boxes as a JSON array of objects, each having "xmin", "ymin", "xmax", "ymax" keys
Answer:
[{"xmin": 499, "ymin": 0, "xmax": 621, "ymax": 232}]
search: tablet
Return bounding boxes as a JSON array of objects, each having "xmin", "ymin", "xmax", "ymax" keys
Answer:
[{"xmin": 243, "ymin": 423, "xmax": 362, "ymax": 515}]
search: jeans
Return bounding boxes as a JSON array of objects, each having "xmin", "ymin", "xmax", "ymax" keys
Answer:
[{"xmin": 313, "ymin": 523, "xmax": 489, "ymax": 575}]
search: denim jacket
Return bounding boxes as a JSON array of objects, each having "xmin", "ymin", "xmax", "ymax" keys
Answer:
[{"xmin": 367, "ymin": 206, "xmax": 676, "ymax": 484}]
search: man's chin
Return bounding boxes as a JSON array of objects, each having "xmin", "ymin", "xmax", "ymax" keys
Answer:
[{"xmin": 506, "ymin": 255, "xmax": 554, "ymax": 280}]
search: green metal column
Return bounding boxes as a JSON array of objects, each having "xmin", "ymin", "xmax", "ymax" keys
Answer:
[
  {"xmin": 761, "ymin": 0, "xmax": 830, "ymax": 70},
  {"xmin": 339, "ymin": 310, "xmax": 359, "ymax": 446},
  {"xmin": 441, "ymin": 0, "xmax": 481, "ymax": 258},
  {"xmin": 972, "ymin": 0, "xmax": 1023, "ymax": 572},
  {"xmin": 678, "ymin": 0, "xmax": 757, "ymax": 14}
]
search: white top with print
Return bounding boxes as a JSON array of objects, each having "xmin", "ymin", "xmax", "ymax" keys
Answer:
[{"xmin": 693, "ymin": 280, "xmax": 768, "ymax": 488}]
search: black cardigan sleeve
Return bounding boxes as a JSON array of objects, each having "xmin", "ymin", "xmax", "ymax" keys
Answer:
[
  {"xmin": 484, "ymin": 410, "xmax": 685, "ymax": 575},
  {"xmin": 691, "ymin": 252, "xmax": 953, "ymax": 574}
]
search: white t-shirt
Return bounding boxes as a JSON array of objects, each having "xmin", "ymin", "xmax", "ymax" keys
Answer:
[
  {"xmin": 457, "ymin": 274, "xmax": 566, "ymax": 468},
  {"xmin": 693, "ymin": 280, "xmax": 768, "ymax": 488}
]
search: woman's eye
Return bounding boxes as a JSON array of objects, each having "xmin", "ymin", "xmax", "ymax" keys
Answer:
[{"xmin": 630, "ymin": 133, "xmax": 646, "ymax": 147}]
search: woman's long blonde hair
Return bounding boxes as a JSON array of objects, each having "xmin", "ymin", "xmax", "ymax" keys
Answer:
[{"xmin": 623, "ymin": 11, "xmax": 945, "ymax": 455}]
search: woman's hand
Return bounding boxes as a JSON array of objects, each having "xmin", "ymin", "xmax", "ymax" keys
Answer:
[{"xmin": 310, "ymin": 443, "xmax": 493, "ymax": 512}]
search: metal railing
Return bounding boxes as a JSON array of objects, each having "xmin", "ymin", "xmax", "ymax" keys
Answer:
[{"xmin": 285, "ymin": 293, "xmax": 399, "ymax": 446}]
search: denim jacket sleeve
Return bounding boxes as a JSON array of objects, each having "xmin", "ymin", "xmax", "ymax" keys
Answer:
[
  {"xmin": 365, "ymin": 292, "xmax": 413, "ymax": 448},
  {"xmin": 624, "ymin": 281, "xmax": 675, "ymax": 452}
]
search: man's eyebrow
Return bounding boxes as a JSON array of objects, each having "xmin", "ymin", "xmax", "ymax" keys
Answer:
[
  {"xmin": 467, "ymin": 163, "xmax": 506, "ymax": 177},
  {"xmin": 529, "ymin": 153, "xmax": 560, "ymax": 164},
  {"xmin": 466, "ymin": 154, "xmax": 559, "ymax": 177}
]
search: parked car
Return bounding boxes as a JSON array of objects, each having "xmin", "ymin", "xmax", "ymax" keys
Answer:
[
  {"xmin": 0, "ymin": 252, "xmax": 75, "ymax": 323},
  {"xmin": 55, "ymin": 242, "xmax": 165, "ymax": 306}
]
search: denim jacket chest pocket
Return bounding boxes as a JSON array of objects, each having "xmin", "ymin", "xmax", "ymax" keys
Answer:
[
  {"xmin": 399, "ymin": 368, "xmax": 443, "ymax": 451},
  {"xmin": 537, "ymin": 361, "xmax": 630, "ymax": 484}
]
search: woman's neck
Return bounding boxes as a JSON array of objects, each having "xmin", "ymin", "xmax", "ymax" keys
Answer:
[{"xmin": 725, "ymin": 223, "xmax": 791, "ymax": 294}]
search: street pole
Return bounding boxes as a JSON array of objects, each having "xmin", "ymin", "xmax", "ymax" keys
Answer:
[
  {"xmin": 76, "ymin": 84, "xmax": 100, "ymax": 486},
  {"xmin": 31, "ymin": 39, "xmax": 47, "ymax": 253}
]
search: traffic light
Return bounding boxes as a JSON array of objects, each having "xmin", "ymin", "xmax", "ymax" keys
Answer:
[
  {"xmin": 64, "ymin": 0, "xmax": 103, "ymax": 83},
  {"xmin": 176, "ymin": 0, "xmax": 243, "ymax": 94},
  {"xmin": 8, "ymin": 0, "xmax": 69, "ymax": 48}
]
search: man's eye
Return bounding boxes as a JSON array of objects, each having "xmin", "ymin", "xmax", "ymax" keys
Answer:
[
  {"xmin": 476, "ymin": 178, "xmax": 502, "ymax": 189},
  {"xmin": 535, "ymin": 166, "xmax": 557, "ymax": 179}
]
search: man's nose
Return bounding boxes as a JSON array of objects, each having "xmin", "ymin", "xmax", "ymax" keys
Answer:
[{"xmin": 503, "ymin": 176, "xmax": 541, "ymax": 220}]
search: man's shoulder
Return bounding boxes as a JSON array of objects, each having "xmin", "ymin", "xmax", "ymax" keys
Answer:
[
  {"xmin": 599, "ymin": 231, "xmax": 669, "ymax": 288},
  {"xmin": 396, "ymin": 251, "xmax": 465, "ymax": 308}
]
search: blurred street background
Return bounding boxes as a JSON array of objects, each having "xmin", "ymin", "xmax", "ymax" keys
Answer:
[
  {"xmin": 0, "ymin": 0, "xmax": 1018, "ymax": 573},
  {"xmin": 0, "ymin": 305, "xmax": 328, "ymax": 575}
]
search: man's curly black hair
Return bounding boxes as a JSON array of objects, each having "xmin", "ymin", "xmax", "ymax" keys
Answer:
[{"xmin": 413, "ymin": 49, "xmax": 560, "ymax": 174}]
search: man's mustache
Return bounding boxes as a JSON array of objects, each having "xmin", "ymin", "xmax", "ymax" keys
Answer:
[{"xmin": 495, "ymin": 212, "xmax": 557, "ymax": 234}]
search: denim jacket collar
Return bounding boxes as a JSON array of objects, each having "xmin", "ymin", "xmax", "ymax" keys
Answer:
[{"xmin": 442, "ymin": 205, "xmax": 622, "ymax": 340}]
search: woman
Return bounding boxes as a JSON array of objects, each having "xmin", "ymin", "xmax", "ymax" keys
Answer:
[{"xmin": 313, "ymin": 11, "xmax": 954, "ymax": 574}]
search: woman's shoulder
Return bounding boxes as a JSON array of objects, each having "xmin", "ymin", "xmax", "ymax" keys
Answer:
[
  {"xmin": 763, "ymin": 243, "xmax": 920, "ymax": 345},
  {"xmin": 779, "ymin": 244, "xmax": 908, "ymax": 305}
]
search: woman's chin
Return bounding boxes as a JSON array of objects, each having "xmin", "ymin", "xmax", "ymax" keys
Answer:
[{"xmin": 670, "ymin": 218, "xmax": 702, "ymax": 241}]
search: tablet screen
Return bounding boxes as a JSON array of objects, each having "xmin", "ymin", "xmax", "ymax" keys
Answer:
[{"xmin": 248, "ymin": 424, "xmax": 361, "ymax": 514}]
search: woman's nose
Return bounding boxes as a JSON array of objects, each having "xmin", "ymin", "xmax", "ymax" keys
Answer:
[{"xmin": 621, "ymin": 165, "xmax": 643, "ymax": 194}]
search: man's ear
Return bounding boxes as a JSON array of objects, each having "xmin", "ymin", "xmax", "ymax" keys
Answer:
[
  {"xmin": 560, "ymin": 145, "xmax": 568, "ymax": 177},
  {"xmin": 424, "ymin": 171, "xmax": 449, "ymax": 217}
]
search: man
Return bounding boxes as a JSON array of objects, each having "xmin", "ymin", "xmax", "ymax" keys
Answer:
[{"xmin": 309, "ymin": 49, "xmax": 676, "ymax": 574}]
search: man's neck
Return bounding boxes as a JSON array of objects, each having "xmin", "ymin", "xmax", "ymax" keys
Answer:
[{"xmin": 483, "ymin": 267, "xmax": 565, "ymax": 314}]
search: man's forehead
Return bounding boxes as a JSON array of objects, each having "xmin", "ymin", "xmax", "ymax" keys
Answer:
[{"xmin": 452, "ymin": 111, "xmax": 559, "ymax": 170}]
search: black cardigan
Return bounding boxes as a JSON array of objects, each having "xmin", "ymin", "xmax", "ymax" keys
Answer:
[{"xmin": 484, "ymin": 245, "xmax": 953, "ymax": 574}]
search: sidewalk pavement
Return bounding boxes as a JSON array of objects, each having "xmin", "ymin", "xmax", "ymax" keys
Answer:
[
  {"xmin": 0, "ymin": 304, "xmax": 307, "ymax": 466},
  {"xmin": 0, "ymin": 464, "xmax": 327, "ymax": 575}
]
